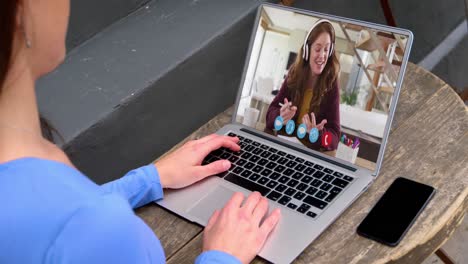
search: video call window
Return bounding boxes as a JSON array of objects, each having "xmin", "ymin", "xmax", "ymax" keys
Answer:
[{"xmin": 236, "ymin": 6, "xmax": 409, "ymax": 171}]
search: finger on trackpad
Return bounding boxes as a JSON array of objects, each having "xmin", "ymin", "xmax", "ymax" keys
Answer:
[{"xmin": 187, "ymin": 185, "xmax": 235, "ymax": 225}]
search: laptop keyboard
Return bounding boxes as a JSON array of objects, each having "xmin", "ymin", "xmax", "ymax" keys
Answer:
[{"xmin": 202, "ymin": 132, "xmax": 355, "ymax": 219}]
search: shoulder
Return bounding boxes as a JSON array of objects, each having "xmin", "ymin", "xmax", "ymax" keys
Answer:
[{"xmin": 45, "ymin": 195, "xmax": 164, "ymax": 263}]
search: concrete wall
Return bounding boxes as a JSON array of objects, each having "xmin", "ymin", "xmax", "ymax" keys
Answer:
[{"xmin": 67, "ymin": 0, "xmax": 150, "ymax": 49}]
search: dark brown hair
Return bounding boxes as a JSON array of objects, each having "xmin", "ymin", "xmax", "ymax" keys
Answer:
[
  {"xmin": 0, "ymin": 0, "xmax": 18, "ymax": 90},
  {"xmin": 287, "ymin": 22, "xmax": 340, "ymax": 113}
]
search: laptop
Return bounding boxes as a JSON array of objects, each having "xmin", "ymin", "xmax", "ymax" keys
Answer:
[{"xmin": 158, "ymin": 3, "xmax": 413, "ymax": 263}]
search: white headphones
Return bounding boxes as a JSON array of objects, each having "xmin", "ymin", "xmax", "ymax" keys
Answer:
[{"xmin": 302, "ymin": 19, "xmax": 335, "ymax": 63}]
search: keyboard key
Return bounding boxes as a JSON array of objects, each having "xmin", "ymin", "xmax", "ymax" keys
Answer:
[
  {"xmin": 330, "ymin": 187, "xmax": 342, "ymax": 194},
  {"xmin": 244, "ymin": 145, "xmax": 255, "ymax": 152},
  {"xmin": 305, "ymin": 161, "xmax": 314, "ymax": 166},
  {"xmin": 306, "ymin": 187, "xmax": 318, "ymax": 195},
  {"xmin": 252, "ymin": 141, "xmax": 260, "ymax": 146},
  {"xmin": 269, "ymin": 154, "xmax": 280, "ymax": 162},
  {"xmin": 324, "ymin": 168, "xmax": 334, "ymax": 174},
  {"xmin": 312, "ymin": 171, "xmax": 325, "ymax": 179},
  {"xmin": 260, "ymin": 151, "xmax": 271, "ymax": 158},
  {"xmin": 228, "ymin": 132, "xmax": 237, "ymax": 137},
  {"xmin": 292, "ymin": 172, "xmax": 304, "ymax": 180},
  {"xmin": 304, "ymin": 195, "xmax": 328, "ymax": 210},
  {"xmin": 313, "ymin": 164, "xmax": 324, "ymax": 170},
  {"xmin": 258, "ymin": 158, "xmax": 269, "ymax": 166},
  {"xmin": 253, "ymin": 165, "xmax": 263, "ymax": 173},
  {"xmin": 333, "ymin": 171, "xmax": 344, "ymax": 178},
  {"xmin": 295, "ymin": 157, "xmax": 305, "ymax": 163},
  {"xmin": 278, "ymin": 176, "xmax": 289, "ymax": 184},
  {"xmin": 239, "ymin": 142, "xmax": 248, "ymax": 149},
  {"xmin": 297, "ymin": 203, "xmax": 311, "ymax": 213},
  {"xmin": 260, "ymin": 168, "xmax": 272, "ymax": 177},
  {"xmin": 277, "ymin": 151, "xmax": 287, "ymax": 156},
  {"xmin": 258, "ymin": 177, "xmax": 269, "ymax": 185},
  {"xmin": 278, "ymin": 196, "xmax": 291, "ymax": 205},
  {"xmin": 277, "ymin": 157, "xmax": 288, "ymax": 165},
  {"xmin": 244, "ymin": 138, "xmax": 252, "ymax": 144},
  {"xmin": 260, "ymin": 144, "xmax": 269, "ymax": 150},
  {"xmin": 269, "ymin": 172, "xmax": 281, "ymax": 180},
  {"xmin": 238, "ymin": 136, "xmax": 245, "ymax": 140},
  {"xmin": 311, "ymin": 179, "xmax": 322, "ymax": 187},
  {"xmin": 320, "ymin": 183, "xmax": 333, "ymax": 191},
  {"xmin": 225, "ymin": 173, "xmax": 270, "ymax": 196},
  {"xmin": 301, "ymin": 176, "xmax": 313, "ymax": 184},
  {"xmin": 220, "ymin": 152, "xmax": 231, "ymax": 159},
  {"xmin": 294, "ymin": 192, "xmax": 306, "ymax": 201},
  {"xmin": 295, "ymin": 164, "xmax": 306, "ymax": 172},
  {"xmin": 212, "ymin": 149, "xmax": 223, "ymax": 157},
  {"xmin": 274, "ymin": 165, "xmax": 286, "ymax": 173},
  {"xmin": 315, "ymin": 190, "xmax": 327, "ymax": 199},
  {"xmin": 287, "ymin": 203, "xmax": 298, "ymax": 209},
  {"xmin": 306, "ymin": 211, "xmax": 317, "ymax": 218},
  {"xmin": 325, "ymin": 192, "xmax": 338, "ymax": 202},
  {"xmin": 267, "ymin": 191, "xmax": 282, "ymax": 201},
  {"xmin": 249, "ymin": 155, "xmax": 260, "ymax": 163},
  {"xmin": 297, "ymin": 183, "xmax": 308, "ymax": 191},
  {"xmin": 241, "ymin": 152, "xmax": 252, "ymax": 159},
  {"xmin": 228, "ymin": 156, "xmax": 239, "ymax": 163},
  {"xmin": 240, "ymin": 170, "xmax": 252, "ymax": 178},
  {"xmin": 286, "ymin": 154, "xmax": 296, "ymax": 160},
  {"xmin": 269, "ymin": 147, "xmax": 278, "ymax": 153},
  {"xmin": 286, "ymin": 160, "xmax": 298, "ymax": 168},
  {"xmin": 284, "ymin": 168, "xmax": 294, "ymax": 176},
  {"xmin": 266, "ymin": 181, "xmax": 278, "ymax": 189},
  {"xmin": 332, "ymin": 178, "xmax": 349, "ymax": 188},
  {"xmin": 287, "ymin": 179, "xmax": 299, "ymax": 188},
  {"xmin": 236, "ymin": 159, "xmax": 247, "ymax": 166},
  {"xmin": 252, "ymin": 148, "xmax": 263, "ymax": 155},
  {"xmin": 343, "ymin": 175, "xmax": 354, "ymax": 182},
  {"xmin": 304, "ymin": 167, "xmax": 316, "ymax": 175},
  {"xmin": 233, "ymin": 167, "xmax": 244, "ymax": 174},
  {"xmin": 322, "ymin": 174, "xmax": 334, "ymax": 183},
  {"xmin": 249, "ymin": 174, "xmax": 261, "ymax": 181},
  {"xmin": 284, "ymin": 188, "xmax": 296, "ymax": 196},
  {"xmin": 275, "ymin": 184, "xmax": 287, "ymax": 192},
  {"xmin": 266, "ymin": 161, "xmax": 277, "ymax": 169},
  {"xmin": 244, "ymin": 162, "xmax": 255, "ymax": 170}
]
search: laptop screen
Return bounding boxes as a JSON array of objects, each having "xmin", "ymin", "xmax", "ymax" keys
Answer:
[{"xmin": 235, "ymin": 5, "xmax": 412, "ymax": 172}]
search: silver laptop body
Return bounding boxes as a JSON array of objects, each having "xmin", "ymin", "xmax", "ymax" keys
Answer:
[{"xmin": 158, "ymin": 4, "xmax": 413, "ymax": 263}]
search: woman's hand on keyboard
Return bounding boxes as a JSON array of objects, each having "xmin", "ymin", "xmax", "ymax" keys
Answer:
[
  {"xmin": 202, "ymin": 191, "xmax": 281, "ymax": 264},
  {"xmin": 155, "ymin": 134, "xmax": 240, "ymax": 189}
]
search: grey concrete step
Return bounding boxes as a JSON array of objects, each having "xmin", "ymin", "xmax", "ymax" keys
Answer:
[{"xmin": 37, "ymin": 0, "xmax": 262, "ymax": 184}]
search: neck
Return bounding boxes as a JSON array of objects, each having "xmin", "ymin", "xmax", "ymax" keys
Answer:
[{"xmin": 0, "ymin": 54, "xmax": 41, "ymax": 138}]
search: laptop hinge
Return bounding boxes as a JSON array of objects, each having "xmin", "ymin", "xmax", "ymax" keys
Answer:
[{"xmin": 240, "ymin": 128, "xmax": 357, "ymax": 172}]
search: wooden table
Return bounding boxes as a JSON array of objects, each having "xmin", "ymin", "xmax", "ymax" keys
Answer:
[{"xmin": 136, "ymin": 63, "xmax": 468, "ymax": 263}]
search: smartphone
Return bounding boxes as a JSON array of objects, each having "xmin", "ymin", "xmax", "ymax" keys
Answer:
[{"xmin": 357, "ymin": 177, "xmax": 435, "ymax": 246}]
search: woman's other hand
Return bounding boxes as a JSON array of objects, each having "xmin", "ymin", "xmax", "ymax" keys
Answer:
[
  {"xmin": 302, "ymin": 112, "xmax": 327, "ymax": 132},
  {"xmin": 202, "ymin": 192, "xmax": 281, "ymax": 264},
  {"xmin": 279, "ymin": 98, "xmax": 297, "ymax": 124},
  {"xmin": 155, "ymin": 134, "xmax": 240, "ymax": 189}
]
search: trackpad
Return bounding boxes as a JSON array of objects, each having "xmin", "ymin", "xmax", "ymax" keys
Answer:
[{"xmin": 187, "ymin": 185, "xmax": 236, "ymax": 225}]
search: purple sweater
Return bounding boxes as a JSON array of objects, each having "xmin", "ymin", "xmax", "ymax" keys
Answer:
[{"xmin": 265, "ymin": 78, "xmax": 340, "ymax": 151}]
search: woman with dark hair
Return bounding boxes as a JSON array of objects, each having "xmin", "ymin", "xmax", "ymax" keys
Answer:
[
  {"xmin": 266, "ymin": 20, "xmax": 341, "ymax": 151},
  {"xmin": 0, "ymin": 0, "xmax": 280, "ymax": 263}
]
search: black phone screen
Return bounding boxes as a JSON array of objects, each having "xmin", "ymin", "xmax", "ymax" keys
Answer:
[{"xmin": 357, "ymin": 177, "xmax": 435, "ymax": 246}]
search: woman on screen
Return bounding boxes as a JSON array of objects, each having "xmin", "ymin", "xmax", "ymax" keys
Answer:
[{"xmin": 266, "ymin": 19, "xmax": 340, "ymax": 151}]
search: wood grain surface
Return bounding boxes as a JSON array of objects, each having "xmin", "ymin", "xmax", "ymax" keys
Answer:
[{"xmin": 137, "ymin": 63, "xmax": 468, "ymax": 263}]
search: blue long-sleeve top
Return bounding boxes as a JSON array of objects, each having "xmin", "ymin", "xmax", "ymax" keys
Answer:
[{"xmin": 0, "ymin": 157, "xmax": 240, "ymax": 264}]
